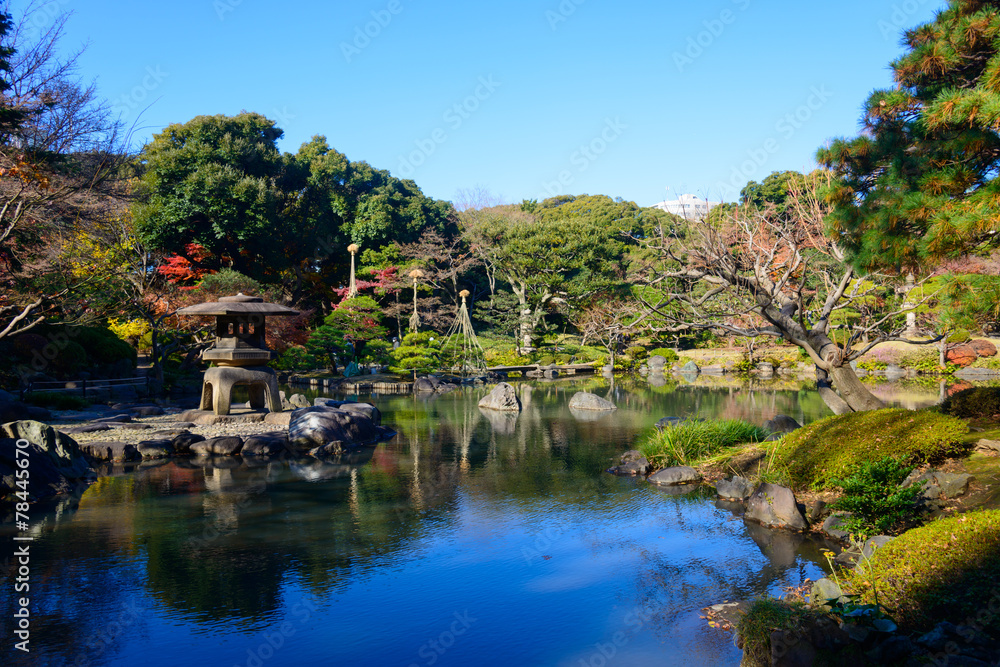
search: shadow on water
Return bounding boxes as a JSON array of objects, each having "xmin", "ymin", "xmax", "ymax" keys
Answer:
[{"xmin": 0, "ymin": 375, "xmax": 962, "ymax": 666}]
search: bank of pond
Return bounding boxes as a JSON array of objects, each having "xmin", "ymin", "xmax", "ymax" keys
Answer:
[{"xmin": 2, "ymin": 376, "xmax": 999, "ymax": 666}]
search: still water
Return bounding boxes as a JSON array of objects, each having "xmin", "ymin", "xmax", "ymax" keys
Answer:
[{"xmin": 0, "ymin": 376, "xmax": 951, "ymax": 666}]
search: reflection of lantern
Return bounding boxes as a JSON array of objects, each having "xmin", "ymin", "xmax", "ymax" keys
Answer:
[
  {"xmin": 177, "ymin": 293, "xmax": 298, "ymax": 415},
  {"xmin": 408, "ymin": 269, "xmax": 425, "ymax": 333},
  {"xmin": 347, "ymin": 244, "xmax": 360, "ymax": 298}
]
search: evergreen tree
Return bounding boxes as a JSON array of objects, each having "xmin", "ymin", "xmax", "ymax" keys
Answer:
[{"xmin": 818, "ymin": 1, "xmax": 1000, "ymax": 272}]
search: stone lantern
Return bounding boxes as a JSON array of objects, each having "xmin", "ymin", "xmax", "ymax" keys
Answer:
[{"xmin": 177, "ymin": 293, "xmax": 298, "ymax": 416}]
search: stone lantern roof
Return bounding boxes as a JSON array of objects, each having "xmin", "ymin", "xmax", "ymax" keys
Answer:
[{"xmin": 175, "ymin": 293, "xmax": 299, "ymax": 317}]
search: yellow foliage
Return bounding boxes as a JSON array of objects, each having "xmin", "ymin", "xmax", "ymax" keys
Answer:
[{"xmin": 108, "ymin": 318, "xmax": 149, "ymax": 342}]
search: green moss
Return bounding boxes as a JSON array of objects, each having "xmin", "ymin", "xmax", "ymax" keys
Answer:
[
  {"xmin": 773, "ymin": 408, "xmax": 969, "ymax": 489},
  {"xmin": 843, "ymin": 510, "xmax": 1000, "ymax": 634},
  {"xmin": 941, "ymin": 386, "xmax": 1000, "ymax": 419}
]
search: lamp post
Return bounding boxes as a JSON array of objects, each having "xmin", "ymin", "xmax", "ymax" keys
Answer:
[
  {"xmin": 408, "ymin": 268, "xmax": 424, "ymax": 333},
  {"xmin": 347, "ymin": 243, "xmax": 359, "ymax": 298}
]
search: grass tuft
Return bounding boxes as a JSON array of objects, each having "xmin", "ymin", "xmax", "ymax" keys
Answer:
[{"xmin": 639, "ymin": 419, "xmax": 770, "ymax": 469}]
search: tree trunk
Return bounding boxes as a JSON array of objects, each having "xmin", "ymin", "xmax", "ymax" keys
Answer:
[{"xmin": 815, "ymin": 363, "xmax": 886, "ymax": 414}]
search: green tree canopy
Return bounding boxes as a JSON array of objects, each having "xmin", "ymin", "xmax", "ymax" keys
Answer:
[
  {"xmin": 817, "ymin": 1, "xmax": 1000, "ymax": 273},
  {"xmin": 133, "ymin": 112, "xmax": 287, "ymax": 279}
]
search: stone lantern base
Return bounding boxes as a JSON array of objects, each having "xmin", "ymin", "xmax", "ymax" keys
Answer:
[{"xmin": 199, "ymin": 365, "xmax": 282, "ymax": 416}]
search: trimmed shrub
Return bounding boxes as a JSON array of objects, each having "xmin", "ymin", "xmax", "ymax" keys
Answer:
[
  {"xmin": 639, "ymin": 419, "xmax": 770, "ymax": 468},
  {"xmin": 773, "ymin": 408, "xmax": 969, "ymax": 489},
  {"xmin": 625, "ymin": 345, "xmax": 647, "ymax": 361},
  {"xmin": 828, "ymin": 456, "xmax": 923, "ymax": 539},
  {"xmin": 648, "ymin": 347, "xmax": 679, "ymax": 364},
  {"xmin": 940, "ymin": 386, "xmax": 1000, "ymax": 419},
  {"xmin": 843, "ymin": 510, "xmax": 1000, "ymax": 634}
]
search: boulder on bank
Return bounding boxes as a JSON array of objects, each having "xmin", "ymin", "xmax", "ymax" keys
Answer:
[
  {"xmin": 903, "ymin": 469, "xmax": 974, "ymax": 500},
  {"xmin": 0, "ymin": 438, "xmax": 73, "ymax": 500},
  {"xmin": 190, "ymin": 437, "xmax": 244, "ymax": 457},
  {"xmin": 568, "ymin": 392, "xmax": 617, "ymax": 411},
  {"xmin": 745, "ymin": 482, "xmax": 808, "ymax": 531},
  {"xmin": 137, "ymin": 440, "xmax": 174, "ymax": 460},
  {"xmin": 289, "ymin": 405, "xmax": 384, "ymax": 450},
  {"xmin": 242, "ymin": 433, "xmax": 290, "ymax": 458},
  {"xmin": 81, "ymin": 441, "xmax": 142, "ymax": 462},
  {"xmin": 608, "ymin": 450, "xmax": 650, "ymax": 476},
  {"xmin": 648, "ymin": 465, "xmax": 701, "ymax": 486},
  {"xmin": 715, "ymin": 475, "xmax": 755, "ymax": 501},
  {"xmin": 478, "ymin": 382, "xmax": 521, "ymax": 412},
  {"xmin": 171, "ymin": 432, "xmax": 206, "ymax": 454},
  {"xmin": 1, "ymin": 420, "xmax": 93, "ymax": 479},
  {"xmin": 762, "ymin": 414, "xmax": 801, "ymax": 435}
]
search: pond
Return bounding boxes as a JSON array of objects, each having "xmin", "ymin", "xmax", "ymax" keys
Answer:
[{"xmin": 0, "ymin": 376, "xmax": 956, "ymax": 666}]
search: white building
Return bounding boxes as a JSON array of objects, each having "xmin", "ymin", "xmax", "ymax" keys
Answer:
[{"xmin": 652, "ymin": 194, "xmax": 721, "ymax": 221}]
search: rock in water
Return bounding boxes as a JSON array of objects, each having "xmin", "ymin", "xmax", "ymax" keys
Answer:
[
  {"xmin": 568, "ymin": 392, "xmax": 617, "ymax": 411},
  {"xmin": 190, "ymin": 437, "xmax": 244, "ymax": 457},
  {"xmin": 745, "ymin": 483, "xmax": 808, "ymax": 531},
  {"xmin": 289, "ymin": 406, "xmax": 383, "ymax": 449},
  {"xmin": 648, "ymin": 466, "xmax": 701, "ymax": 486},
  {"xmin": 478, "ymin": 383, "xmax": 521, "ymax": 412},
  {"xmin": 608, "ymin": 450, "xmax": 650, "ymax": 476},
  {"xmin": 1, "ymin": 420, "xmax": 92, "ymax": 479}
]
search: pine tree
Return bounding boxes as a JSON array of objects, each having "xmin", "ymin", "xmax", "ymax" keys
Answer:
[{"xmin": 818, "ymin": 1, "xmax": 1000, "ymax": 272}]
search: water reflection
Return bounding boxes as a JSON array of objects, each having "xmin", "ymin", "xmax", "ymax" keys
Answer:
[{"xmin": 0, "ymin": 376, "xmax": 969, "ymax": 666}]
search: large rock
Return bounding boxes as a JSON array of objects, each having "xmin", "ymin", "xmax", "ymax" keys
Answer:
[
  {"xmin": 338, "ymin": 402, "xmax": 381, "ymax": 425},
  {"xmin": 478, "ymin": 383, "xmax": 521, "ymax": 412},
  {"xmin": 289, "ymin": 405, "xmax": 384, "ymax": 449},
  {"xmin": 608, "ymin": 450, "xmax": 650, "ymax": 476},
  {"xmin": 242, "ymin": 434, "xmax": 291, "ymax": 458},
  {"xmin": 680, "ymin": 360, "xmax": 700, "ymax": 374},
  {"xmin": 822, "ymin": 512, "xmax": 852, "ymax": 541},
  {"xmin": 568, "ymin": 392, "xmax": 617, "ymax": 411},
  {"xmin": 80, "ymin": 441, "xmax": 142, "ymax": 462},
  {"xmin": 745, "ymin": 483, "xmax": 808, "ymax": 531},
  {"xmin": 970, "ymin": 339, "xmax": 998, "ymax": 358},
  {"xmin": 647, "ymin": 355, "xmax": 668, "ymax": 371},
  {"xmin": 763, "ymin": 414, "xmax": 801, "ymax": 435},
  {"xmin": 190, "ymin": 437, "xmax": 244, "ymax": 457},
  {"xmin": 414, "ymin": 377, "xmax": 437, "ymax": 393},
  {"xmin": 137, "ymin": 440, "xmax": 174, "ymax": 460},
  {"xmin": 171, "ymin": 432, "xmax": 206, "ymax": 454},
  {"xmin": 289, "ymin": 393, "xmax": 311, "ymax": 409},
  {"xmin": 946, "ymin": 343, "xmax": 979, "ymax": 367},
  {"xmin": 648, "ymin": 465, "xmax": 701, "ymax": 486},
  {"xmin": 0, "ymin": 438, "xmax": 72, "ymax": 501},
  {"xmin": 128, "ymin": 405, "xmax": 164, "ymax": 416},
  {"xmin": 1, "ymin": 420, "xmax": 92, "ymax": 479},
  {"xmin": 715, "ymin": 476, "xmax": 755, "ymax": 501},
  {"xmin": 904, "ymin": 470, "xmax": 974, "ymax": 500}
]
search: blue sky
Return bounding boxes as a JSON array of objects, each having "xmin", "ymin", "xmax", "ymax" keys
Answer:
[{"xmin": 14, "ymin": 0, "xmax": 944, "ymax": 206}]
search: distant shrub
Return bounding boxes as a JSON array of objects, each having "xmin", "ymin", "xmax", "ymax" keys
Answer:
[
  {"xmin": 389, "ymin": 332, "xmax": 440, "ymax": 376},
  {"xmin": 947, "ymin": 329, "xmax": 971, "ymax": 344},
  {"xmin": 941, "ymin": 386, "xmax": 1000, "ymax": 419},
  {"xmin": 773, "ymin": 408, "xmax": 970, "ymax": 489},
  {"xmin": 648, "ymin": 348, "xmax": 679, "ymax": 364},
  {"xmin": 625, "ymin": 346, "xmax": 647, "ymax": 361},
  {"xmin": 273, "ymin": 346, "xmax": 319, "ymax": 371},
  {"xmin": 25, "ymin": 391, "xmax": 89, "ymax": 410}
]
